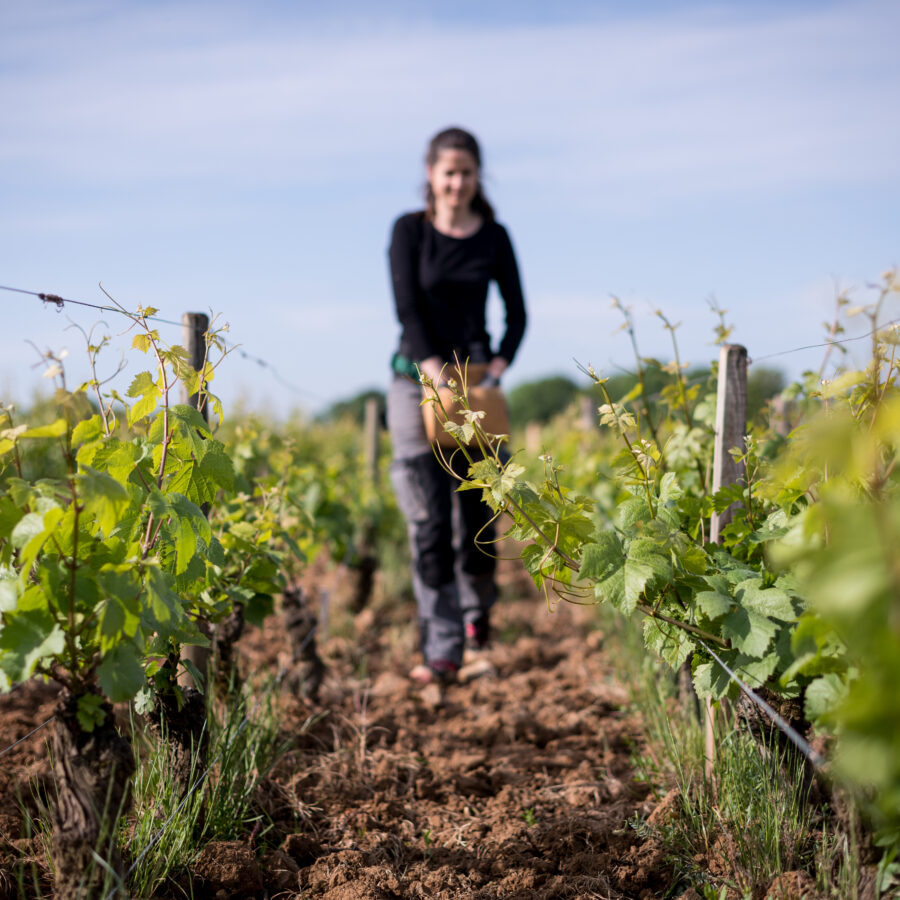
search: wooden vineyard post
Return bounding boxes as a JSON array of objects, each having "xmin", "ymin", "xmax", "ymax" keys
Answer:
[
  {"xmin": 770, "ymin": 394, "xmax": 793, "ymax": 438},
  {"xmin": 706, "ymin": 344, "xmax": 748, "ymax": 776},
  {"xmin": 711, "ymin": 344, "xmax": 748, "ymax": 543},
  {"xmin": 179, "ymin": 312, "xmax": 211, "ymax": 690},
  {"xmin": 364, "ymin": 396, "xmax": 380, "ymax": 486},
  {"xmin": 525, "ymin": 422, "xmax": 542, "ymax": 457},
  {"xmin": 580, "ymin": 394, "xmax": 595, "ymax": 430},
  {"xmin": 180, "ymin": 312, "xmax": 210, "ymax": 416}
]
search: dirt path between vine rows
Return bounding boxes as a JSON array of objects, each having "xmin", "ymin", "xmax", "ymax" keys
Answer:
[
  {"xmin": 0, "ymin": 552, "xmax": 677, "ymax": 899},
  {"xmin": 230, "ymin": 552, "xmax": 674, "ymax": 900}
]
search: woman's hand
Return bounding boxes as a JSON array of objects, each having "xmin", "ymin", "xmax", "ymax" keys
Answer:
[
  {"xmin": 419, "ymin": 356, "xmax": 446, "ymax": 385},
  {"xmin": 480, "ymin": 357, "xmax": 508, "ymax": 388},
  {"xmin": 486, "ymin": 357, "xmax": 508, "ymax": 380}
]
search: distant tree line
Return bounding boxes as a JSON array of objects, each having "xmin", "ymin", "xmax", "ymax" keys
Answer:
[{"xmin": 505, "ymin": 364, "xmax": 786, "ymax": 429}]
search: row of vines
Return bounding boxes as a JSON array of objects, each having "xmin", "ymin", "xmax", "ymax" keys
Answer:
[
  {"xmin": 3, "ymin": 269, "xmax": 900, "ymax": 897},
  {"xmin": 0, "ymin": 304, "xmax": 400, "ymax": 898},
  {"xmin": 431, "ymin": 269, "xmax": 900, "ymax": 890}
]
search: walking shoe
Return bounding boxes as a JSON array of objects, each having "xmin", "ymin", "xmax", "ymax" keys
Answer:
[
  {"xmin": 464, "ymin": 616, "xmax": 491, "ymax": 652},
  {"xmin": 409, "ymin": 660, "xmax": 458, "ymax": 686}
]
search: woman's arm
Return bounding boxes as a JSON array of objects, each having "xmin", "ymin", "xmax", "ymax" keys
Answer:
[
  {"xmin": 389, "ymin": 214, "xmax": 436, "ymax": 365},
  {"xmin": 492, "ymin": 225, "xmax": 527, "ymax": 370}
]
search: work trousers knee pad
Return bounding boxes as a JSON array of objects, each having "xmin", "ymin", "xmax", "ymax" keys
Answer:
[{"xmin": 390, "ymin": 452, "xmax": 455, "ymax": 588}]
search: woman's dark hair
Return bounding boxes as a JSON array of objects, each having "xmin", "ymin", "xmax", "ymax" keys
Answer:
[{"xmin": 424, "ymin": 126, "xmax": 495, "ymax": 222}]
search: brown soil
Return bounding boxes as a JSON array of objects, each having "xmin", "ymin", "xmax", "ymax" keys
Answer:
[{"xmin": 0, "ymin": 551, "xmax": 815, "ymax": 899}]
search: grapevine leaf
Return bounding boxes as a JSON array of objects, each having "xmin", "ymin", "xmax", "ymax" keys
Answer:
[
  {"xmin": 616, "ymin": 496, "xmax": 652, "ymax": 532},
  {"xmin": 623, "ymin": 557, "xmax": 653, "ymax": 614},
  {"xmin": 21, "ymin": 419, "xmax": 68, "ymax": 439},
  {"xmin": 0, "ymin": 496, "xmax": 25, "ymax": 541},
  {"xmin": 693, "ymin": 650, "xmax": 779, "ymax": 700},
  {"xmin": 134, "ymin": 687, "xmax": 155, "ymax": 716},
  {"xmin": 781, "ymin": 613, "xmax": 846, "ymax": 681},
  {"xmin": 735, "ymin": 578, "xmax": 796, "ymax": 621},
  {"xmin": 36, "ymin": 561, "xmax": 64, "ymax": 615},
  {"xmin": 522, "ymin": 543, "xmax": 552, "ymax": 586},
  {"xmin": 721, "ymin": 606, "xmax": 777, "ymax": 657},
  {"xmin": 6, "ymin": 479, "xmax": 34, "ymax": 509},
  {"xmin": 98, "ymin": 594, "xmax": 139, "ymax": 649},
  {"xmin": 166, "ymin": 460, "xmax": 198, "ymax": 503},
  {"xmin": 126, "ymin": 371, "xmax": 155, "ymax": 398},
  {"xmin": 72, "ymin": 415, "xmax": 104, "ymax": 445},
  {"xmin": 243, "ymin": 592, "xmax": 274, "ymax": 628},
  {"xmin": 76, "ymin": 695, "xmax": 106, "ymax": 732},
  {"xmin": 99, "ymin": 595, "xmax": 124, "ymax": 641},
  {"xmin": 143, "ymin": 566, "xmax": 188, "ymax": 638},
  {"xmin": 628, "ymin": 538, "xmax": 672, "ymax": 586},
  {"xmin": 0, "ymin": 609, "xmax": 65, "ymax": 682},
  {"xmin": 127, "ymin": 373, "xmax": 161, "ymax": 425},
  {"xmin": 643, "ymin": 617, "xmax": 695, "ymax": 669},
  {"xmin": 16, "ymin": 507, "xmax": 64, "ymax": 574},
  {"xmin": 0, "ymin": 572, "xmax": 18, "ymax": 612},
  {"xmin": 657, "ymin": 472, "xmax": 683, "ymax": 527},
  {"xmin": 167, "ymin": 404, "xmax": 212, "ymax": 439},
  {"xmin": 591, "ymin": 557, "xmax": 626, "ymax": 608},
  {"xmin": 578, "ymin": 533, "xmax": 623, "ymax": 582},
  {"xmin": 674, "ymin": 538, "xmax": 708, "ymax": 576},
  {"xmin": 198, "ymin": 443, "xmax": 235, "ymax": 494},
  {"xmin": 173, "ymin": 519, "xmax": 197, "ymax": 576},
  {"xmin": 181, "ymin": 658, "xmax": 205, "ymax": 693},
  {"xmin": 98, "ymin": 642, "xmax": 146, "ymax": 702},
  {"xmin": 804, "ymin": 673, "xmax": 849, "ymax": 722},
  {"xmin": 695, "ymin": 590, "xmax": 731, "ymax": 621},
  {"xmin": 19, "ymin": 582, "xmax": 51, "ymax": 613},
  {"xmin": 209, "ymin": 392, "xmax": 225, "ymax": 424},
  {"xmin": 11, "ymin": 513, "xmax": 46, "ymax": 550},
  {"xmin": 173, "ymin": 553, "xmax": 205, "ymax": 592},
  {"xmin": 77, "ymin": 466, "xmax": 130, "ymax": 536},
  {"xmin": 206, "ymin": 536, "xmax": 226, "ymax": 567},
  {"xmin": 552, "ymin": 503, "xmax": 596, "ymax": 559}
]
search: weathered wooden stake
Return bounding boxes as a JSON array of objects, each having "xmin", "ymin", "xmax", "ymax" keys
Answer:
[
  {"xmin": 180, "ymin": 312, "xmax": 210, "ymax": 417},
  {"xmin": 364, "ymin": 396, "xmax": 380, "ymax": 486},
  {"xmin": 525, "ymin": 422, "xmax": 542, "ymax": 457},
  {"xmin": 705, "ymin": 343, "xmax": 748, "ymax": 775},
  {"xmin": 179, "ymin": 312, "xmax": 211, "ymax": 691},
  {"xmin": 580, "ymin": 394, "xmax": 595, "ymax": 430},
  {"xmin": 770, "ymin": 394, "xmax": 793, "ymax": 438},
  {"xmin": 710, "ymin": 344, "xmax": 748, "ymax": 542}
]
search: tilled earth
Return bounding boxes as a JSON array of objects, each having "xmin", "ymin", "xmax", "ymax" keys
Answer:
[{"xmin": 0, "ymin": 556, "xmax": 675, "ymax": 899}]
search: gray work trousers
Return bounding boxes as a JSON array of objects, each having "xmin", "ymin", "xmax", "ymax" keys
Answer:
[{"xmin": 387, "ymin": 375, "xmax": 497, "ymax": 667}]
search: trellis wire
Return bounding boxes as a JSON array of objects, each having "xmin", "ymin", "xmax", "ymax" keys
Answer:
[
  {"xmin": 697, "ymin": 638, "xmax": 826, "ymax": 771},
  {"xmin": 0, "ymin": 715, "xmax": 56, "ymax": 759},
  {"xmin": 0, "ymin": 282, "xmax": 320, "ymax": 400}
]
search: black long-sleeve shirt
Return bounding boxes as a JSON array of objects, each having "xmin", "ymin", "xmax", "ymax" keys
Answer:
[{"xmin": 389, "ymin": 211, "xmax": 527, "ymax": 365}]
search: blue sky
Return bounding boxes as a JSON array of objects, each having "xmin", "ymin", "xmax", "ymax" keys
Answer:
[{"xmin": 2, "ymin": 0, "xmax": 898, "ymax": 416}]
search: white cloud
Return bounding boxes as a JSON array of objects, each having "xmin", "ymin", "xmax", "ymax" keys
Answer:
[
  {"xmin": 3, "ymin": 0, "xmax": 898, "ymax": 205},
  {"xmin": 3, "ymin": 1, "xmax": 898, "ymax": 412}
]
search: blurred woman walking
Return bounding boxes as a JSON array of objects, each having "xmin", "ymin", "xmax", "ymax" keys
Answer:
[{"xmin": 386, "ymin": 126, "xmax": 527, "ymax": 686}]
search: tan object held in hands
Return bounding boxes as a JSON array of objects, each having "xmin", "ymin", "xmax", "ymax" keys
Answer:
[{"xmin": 422, "ymin": 362, "xmax": 510, "ymax": 447}]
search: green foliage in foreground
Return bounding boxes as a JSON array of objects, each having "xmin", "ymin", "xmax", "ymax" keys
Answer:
[
  {"xmin": 0, "ymin": 309, "xmax": 234, "ymax": 719},
  {"xmin": 428, "ymin": 269, "xmax": 900, "ymax": 860}
]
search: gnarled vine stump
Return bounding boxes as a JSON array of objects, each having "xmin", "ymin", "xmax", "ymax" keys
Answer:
[
  {"xmin": 51, "ymin": 690, "xmax": 134, "ymax": 900},
  {"xmin": 282, "ymin": 586, "xmax": 325, "ymax": 701},
  {"xmin": 145, "ymin": 685, "xmax": 209, "ymax": 797}
]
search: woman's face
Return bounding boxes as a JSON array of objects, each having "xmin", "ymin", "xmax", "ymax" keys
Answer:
[{"xmin": 427, "ymin": 148, "xmax": 479, "ymax": 213}]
